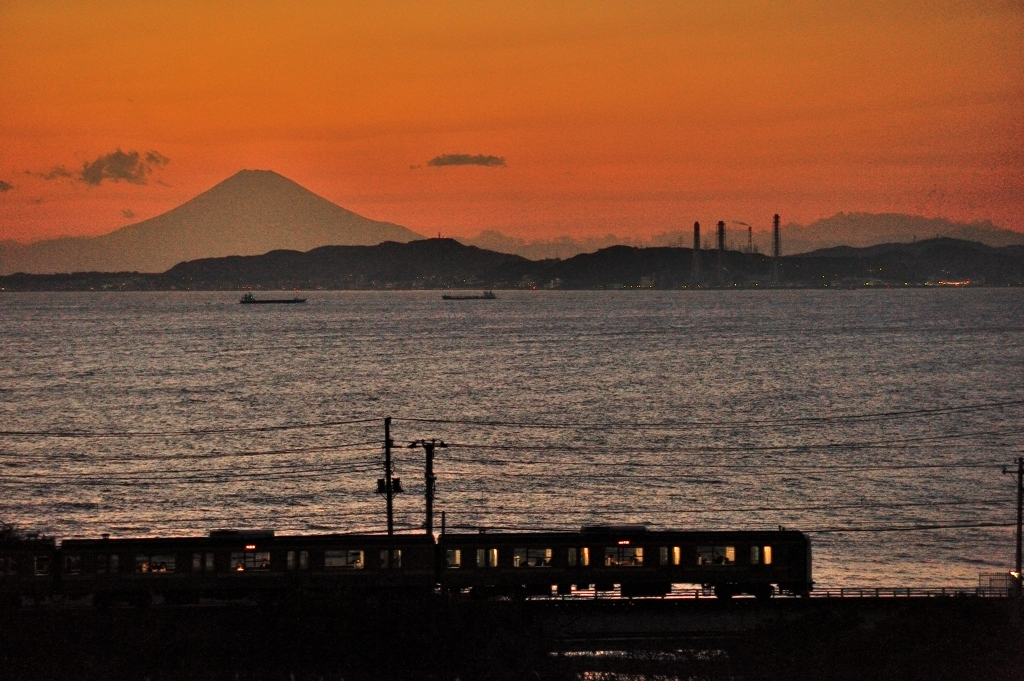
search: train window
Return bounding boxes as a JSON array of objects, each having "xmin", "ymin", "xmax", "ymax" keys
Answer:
[
  {"xmin": 380, "ymin": 549, "xmax": 403, "ymax": 569},
  {"xmin": 299, "ymin": 551, "xmax": 308, "ymax": 570},
  {"xmin": 488, "ymin": 548, "xmax": 498, "ymax": 567},
  {"xmin": 476, "ymin": 549, "xmax": 485, "ymax": 568},
  {"xmin": 205, "ymin": 552, "xmax": 215, "ymax": 572},
  {"xmin": 696, "ymin": 546, "xmax": 735, "ymax": 566},
  {"xmin": 568, "ymin": 548, "xmax": 577, "ymax": 566},
  {"xmin": 604, "ymin": 547, "xmax": 643, "ymax": 567},
  {"xmin": 659, "ymin": 547, "xmax": 668, "ymax": 565},
  {"xmin": 582, "ymin": 547, "xmax": 590, "ymax": 567},
  {"xmin": 64, "ymin": 554, "xmax": 82, "ymax": 575},
  {"xmin": 35, "ymin": 556, "xmax": 50, "ymax": 576},
  {"xmin": 287, "ymin": 551, "xmax": 296, "ymax": 570},
  {"xmin": 445, "ymin": 549, "xmax": 461, "ymax": 568},
  {"xmin": 513, "ymin": 548, "xmax": 552, "ymax": 568},
  {"xmin": 325, "ymin": 550, "xmax": 365, "ymax": 570},
  {"xmin": 193, "ymin": 553, "xmax": 203, "ymax": 571},
  {"xmin": 231, "ymin": 551, "xmax": 271, "ymax": 571},
  {"xmin": 136, "ymin": 554, "xmax": 176, "ymax": 573},
  {"xmin": 96, "ymin": 554, "xmax": 119, "ymax": 574},
  {"xmin": 750, "ymin": 546, "xmax": 773, "ymax": 565},
  {"xmin": 673, "ymin": 546, "xmax": 681, "ymax": 566}
]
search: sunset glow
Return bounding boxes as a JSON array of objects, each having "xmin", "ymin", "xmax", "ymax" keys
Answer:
[{"xmin": 1, "ymin": 0, "xmax": 1021, "ymax": 243}]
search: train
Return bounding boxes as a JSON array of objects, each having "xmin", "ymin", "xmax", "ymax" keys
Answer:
[{"xmin": 0, "ymin": 525, "xmax": 812, "ymax": 607}]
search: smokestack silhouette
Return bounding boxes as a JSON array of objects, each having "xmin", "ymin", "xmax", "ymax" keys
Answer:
[
  {"xmin": 717, "ymin": 220, "xmax": 726, "ymax": 287},
  {"xmin": 691, "ymin": 221, "xmax": 701, "ymax": 286},
  {"xmin": 772, "ymin": 214, "xmax": 781, "ymax": 284}
]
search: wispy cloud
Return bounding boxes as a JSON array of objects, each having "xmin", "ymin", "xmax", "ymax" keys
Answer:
[
  {"xmin": 427, "ymin": 153, "xmax": 506, "ymax": 168},
  {"xmin": 79, "ymin": 149, "xmax": 170, "ymax": 186},
  {"xmin": 39, "ymin": 166, "xmax": 73, "ymax": 180},
  {"xmin": 0, "ymin": 180, "xmax": 13, "ymax": 192}
]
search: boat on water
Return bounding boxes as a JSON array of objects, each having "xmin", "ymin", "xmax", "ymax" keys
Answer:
[
  {"xmin": 442, "ymin": 291, "xmax": 497, "ymax": 300},
  {"xmin": 239, "ymin": 292, "xmax": 307, "ymax": 305}
]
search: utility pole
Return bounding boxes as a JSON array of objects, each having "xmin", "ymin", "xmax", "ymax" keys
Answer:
[
  {"xmin": 1016, "ymin": 456, "xmax": 1022, "ymax": 598},
  {"xmin": 409, "ymin": 439, "xmax": 447, "ymax": 536},
  {"xmin": 377, "ymin": 417, "xmax": 403, "ymax": 535}
]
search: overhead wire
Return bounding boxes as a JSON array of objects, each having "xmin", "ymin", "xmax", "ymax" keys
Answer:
[
  {"xmin": 393, "ymin": 398, "xmax": 1024, "ymax": 430},
  {"xmin": 0, "ymin": 417, "xmax": 381, "ymax": 439}
]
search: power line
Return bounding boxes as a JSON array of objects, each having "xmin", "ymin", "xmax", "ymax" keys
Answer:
[
  {"xmin": 394, "ymin": 398, "xmax": 1024, "ymax": 431},
  {"xmin": 0, "ymin": 440, "xmax": 381, "ymax": 462},
  {"xmin": 807, "ymin": 522, "xmax": 1016, "ymax": 534},
  {"xmin": 443, "ymin": 454, "xmax": 1012, "ymax": 472},
  {"xmin": 0, "ymin": 417, "xmax": 380, "ymax": 439}
]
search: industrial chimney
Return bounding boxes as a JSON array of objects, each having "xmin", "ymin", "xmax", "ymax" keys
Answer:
[
  {"xmin": 717, "ymin": 220, "xmax": 726, "ymax": 287},
  {"xmin": 691, "ymin": 221, "xmax": 701, "ymax": 286},
  {"xmin": 771, "ymin": 214, "xmax": 781, "ymax": 284}
]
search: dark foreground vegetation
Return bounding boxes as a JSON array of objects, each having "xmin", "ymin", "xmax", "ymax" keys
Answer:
[
  {"xmin": 2, "ymin": 237, "xmax": 1023, "ymax": 291},
  {"xmin": 1, "ymin": 598, "xmax": 1021, "ymax": 681}
]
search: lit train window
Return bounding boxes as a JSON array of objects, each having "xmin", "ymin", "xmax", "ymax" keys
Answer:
[
  {"xmin": 135, "ymin": 554, "xmax": 176, "ymax": 573},
  {"xmin": 604, "ymin": 546, "xmax": 643, "ymax": 567},
  {"xmin": 325, "ymin": 550, "xmax": 364, "ymax": 570},
  {"xmin": 513, "ymin": 548, "xmax": 552, "ymax": 568},
  {"xmin": 231, "ymin": 551, "xmax": 270, "ymax": 571},
  {"xmin": 763, "ymin": 546, "xmax": 772, "ymax": 565},
  {"xmin": 380, "ymin": 549, "xmax": 402, "ymax": 569},
  {"xmin": 673, "ymin": 546, "xmax": 681, "ymax": 565},
  {"xmin": 488, "ymin": 548, "xmax": 498, "ymax": 567},
  {"xmin": 696, "ymin": 546, "xmax": 735, "ymax": 566},
  {"xmin": 750, "ymin": 546, "xmax": 773, "ymax": 565},
  {"xmin": 476, "ymin": 548, "xmax": 497, "ymax": 568},
  {"xmin": 446, "ymin": 549, "xmax": 461, "ymax": 568},
  {"xmin": 582, "ymin": 547, "xmax": 590, "ymax": 566}
]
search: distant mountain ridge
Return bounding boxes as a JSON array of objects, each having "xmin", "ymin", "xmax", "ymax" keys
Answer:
[
  {"xmin": 460, "ymin": 214, "xmax": 1024, "ymax": 259},
  {"xmin": 3, "ymin": 236, "xmax": 1022, "ymax": 290},
  {"xmin": 0, "ymin": 170, "xmax": 423, "ymax": 274}
]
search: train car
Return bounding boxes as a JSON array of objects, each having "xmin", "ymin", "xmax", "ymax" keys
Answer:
[
  {"xmin": 437, "ymin": 525, "xmax": 812, "ymax": 599},
  {"xmin": 0, "ymin": 533, "xmax": 58, "ymax": 607},
  {"xmin": 59, "ymin": 530, "xmax": 436, "ymax": 607}
]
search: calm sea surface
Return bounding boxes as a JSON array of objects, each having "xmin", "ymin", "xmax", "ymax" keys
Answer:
[{"xmin": 2, "ymin": 290, "xmax": 1022, "ymax": 587}]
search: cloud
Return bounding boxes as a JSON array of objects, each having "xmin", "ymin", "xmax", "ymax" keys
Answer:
[
  {"xmin": 427, "ymin": 153, "xmax": 506, "ymax": 168},
  {"xmin": 0, "ymin": 180, "xmax": 13, "ymax": 192},
  {"xmin": 39, "ymin": 166, "xmax": 73, "ymax": 180},
  {"xmin": 122, "ymin": 209, "xmax": 136, "ymax": 219},
  {"xmin": 79, "ymin": 149, "xmax": 170, "ymax": 186}
]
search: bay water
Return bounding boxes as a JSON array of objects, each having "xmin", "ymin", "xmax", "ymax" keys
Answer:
[{"xmin": 2, "ymin": 289, "xmax": 1022, "ymax": 587}]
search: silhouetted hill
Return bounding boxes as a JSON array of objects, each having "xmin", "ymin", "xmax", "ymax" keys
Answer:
[
  {"xmin": 788, "ymin": 238, "xmax": 1024, "ymax": 285},
  {"xmin": 2, "ymin": 237, "xmax": 1022, "ymax": 291},
  {"xmin": 162, "ymin": 238, "xmax": 539, "ymax": 290},
  {"xmin": 0, "ymin": 170, "xmax": 423, "ymax": 274}
]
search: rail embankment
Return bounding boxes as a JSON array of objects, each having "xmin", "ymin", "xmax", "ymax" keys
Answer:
[{"xmin": 0, "ymin": 596, "xmax": 1021, "ymax": 680}]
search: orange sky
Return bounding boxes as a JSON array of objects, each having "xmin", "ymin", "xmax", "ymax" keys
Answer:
[{"xmin": 1, "ymin": 0, "xmax": 1022, "ymax": 243}]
